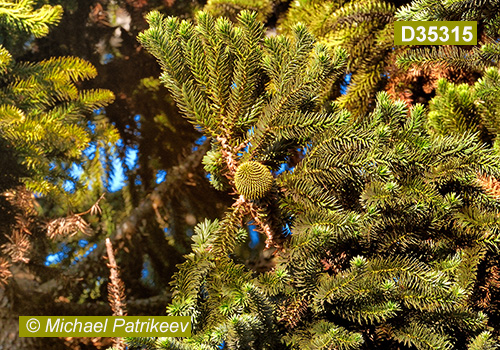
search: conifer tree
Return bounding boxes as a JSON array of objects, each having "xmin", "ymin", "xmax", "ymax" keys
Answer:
[
  {"xmin": 279, "ymin": 0, "xmax": 500, "ymax": 114},
  {"xmin": 396, "ymin": 0, "xmax": 500, "ymax": 71},
  {"xmin": 132, "ymin": 10, "xmax": 500, "ymax": 350},
  {"xmin": 0, "ymin": 0, "xmax": 117, "ymax": 197},
  {"xmin": 204, "ymin": 0, "xmax": 276, "ymax": 23},
  {"xmin": 279, "ymin": 0, "xmax": 398, "ymax": 114},
  {"xmin": 0, "ymin": 1, "xmax": 117, "ymax": 348},
  {"xmin": 427, "ymin": 67, "xmax": 500, "ymax": 144}
]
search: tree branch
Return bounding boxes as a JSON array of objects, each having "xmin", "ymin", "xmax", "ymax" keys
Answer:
[{"xmin": 67, "ymin": 139, "xmax": 211, "ymax": 274}]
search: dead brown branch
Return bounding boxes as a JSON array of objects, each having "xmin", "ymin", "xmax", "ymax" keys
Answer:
[{"xmin": 105, "ymin": 238, "xmax": 127, "ymax": 350}]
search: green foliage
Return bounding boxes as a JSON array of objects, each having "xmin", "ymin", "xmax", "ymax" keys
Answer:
[
  {"xmin": 428, "ymin": 67, "xmax": 500, "ymax": 149},
  {"xmin": 396, "ymin": 0, "xmax": 499, "ymax": 32},
  {"xmin": 280, "ymin": 0, "xmax": 397, "ymax": 115},
  {"xmin": 204, "ymin": 0, "xmax": 275, "ymax": 23},
  {"xmin": 284, "ymin": 320, "xmax": 364, "ymax": 350},
  {"xmin": 138, "ymin": 9, "xmax": 346, "ymax": 189},
  {"xmin": 396, "ymin": 45, "xmax": 500, "ymax": 72},
  {"xmin": 0, "ymin": 1, "xmax": 117, "ymax": 198},
  {"xmin": 0, "ymin": 0, "xmax": 62, "ymax": 36},
  {"xmin": 161, "ymin": 219, "xmax": 283, "ymax": 350},
  {"xmin": 132, "ymin": 11, "xmax": 500, "ymax": 345},
  {"xmin": 277, "ymin": 94, "xmax": 500, "ymax": 348},
  {"xmin": 0, "ymin": 45, "xmax": 10, "ymax": 69},
  {"xmin": 428, "ymin": 79, "xmax": 482, "ymax": 135},
  {"xmin": 132, "ymin": 6, "xmax": 500, "ymax": 350},
  {"xmin": 467, "ymin": 331, "xmax": 499, "ymax": 350},
  {"xmin": 396, "ymin": 0, "xmax": 500, "ymax": 70},
  {"xmin": 0, "ymin": 0, "xmax": 63, "ymax": 52},
  {"xmin": 203, "ymin": 148, "xmax": 230, "ymax": 191},
  {"xmin": 0, "ymin": 55, "xmax": 117, "ymax": 195},
  {"xmin": 0, "ymin": 2, "xmax": 121, "ymax": 347}
]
